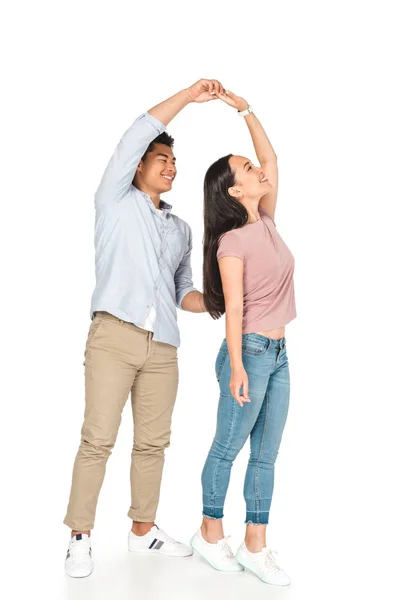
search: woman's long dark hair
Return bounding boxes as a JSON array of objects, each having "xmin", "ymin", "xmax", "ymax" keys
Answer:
[{"xmin": 203, "ymin": 154, "xmax": 248, "ymax": 319}]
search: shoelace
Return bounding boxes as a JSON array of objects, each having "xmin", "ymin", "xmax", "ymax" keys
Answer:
[
  {"xmin": 69, "ymin": 541, "xmax": 91, "ymax": 560},
  {"xmin": 217, "ymin": 536, "xmax": 234, "ymax": 558},
  {"xmin": 261, "ymin": 548, "xmax": 282, "ymax": 572},
  {"xmin": 158, "ymin": 531, "xmax": 179, "ymax": 546}
]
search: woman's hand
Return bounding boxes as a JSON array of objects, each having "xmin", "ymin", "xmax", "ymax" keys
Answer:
[
  {"xmin": 216, "ymin": 90, "xmax": 248, "ymax": 112},
  {"xmin": 187, "ymin": 79, "xmax": 225, "ymax": 103},
  {"xmin": 230, "ymin": 364, "xmax": 251, "ymax": 407}
]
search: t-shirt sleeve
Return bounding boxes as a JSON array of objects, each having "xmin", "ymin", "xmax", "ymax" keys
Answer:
[{"xmin": 217, "ymin": 229, "xmax": 245, "ymax": 261}]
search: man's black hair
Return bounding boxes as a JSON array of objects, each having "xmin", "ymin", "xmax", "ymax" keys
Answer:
[{"xmin": 141, "ymin": 132, "xmax": 175, "ymax": 161}]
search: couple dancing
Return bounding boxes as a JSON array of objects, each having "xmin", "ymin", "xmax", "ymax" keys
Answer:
[{"xmin": 64, "ymin": 79, "xmax": 296, "ymax": 586}]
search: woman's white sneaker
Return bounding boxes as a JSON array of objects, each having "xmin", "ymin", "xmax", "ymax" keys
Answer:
[
  {"xmin": 236, "ymin": 542, "xmax": 291, "ymax": 586},
  {"xmin": 190, "ymin": 529, "xmax": 244, "ymax": 572},
  {"xmin": 128, "ymin": 525, "xmax": 193, "ymax": 557},
  {"xmin": 64, "ymin": 534, "xmax": 93, "ymax": 578}
]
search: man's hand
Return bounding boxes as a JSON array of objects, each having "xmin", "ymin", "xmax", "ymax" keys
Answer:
[
  {"xmin": 216, "ymin": 89, "xmax": 248, "ymax": 112},
  {"xmin": 230, "ymin": 364, "xmax": 251, "ymax": 407},
  {"xmin": 187, "ymin": 79, "xmax": 225, "ymax": 103},
  {"xmin": 181, "ymin": 291, "xmax": 207, "ymax": 313}
]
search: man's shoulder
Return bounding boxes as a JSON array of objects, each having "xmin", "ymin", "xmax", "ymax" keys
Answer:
[{"xmin": 168, "ymin": 212, "xmax": 191, "ymax": 237}]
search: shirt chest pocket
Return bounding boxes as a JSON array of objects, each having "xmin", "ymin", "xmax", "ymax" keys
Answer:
[{"xmin": 167, "ymin": 229, "xmax": 187, "ymax": 269}]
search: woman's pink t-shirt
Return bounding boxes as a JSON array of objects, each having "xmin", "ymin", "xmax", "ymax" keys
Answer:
[{"xmin": 217, "ymin": 206, "xmax": 296, "ymax": 333}]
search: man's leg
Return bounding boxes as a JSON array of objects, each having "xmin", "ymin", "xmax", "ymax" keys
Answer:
[
  {"xmin": 64, "ymin": 314, "xmax": 147, "ymax": 533},
  {"xmin": 128, "ymin": 338, "xmax": 178, "ymax": 530},
  {"xmin": 126, "ymin": 337, "xmax": 191, "ymax": 556}
]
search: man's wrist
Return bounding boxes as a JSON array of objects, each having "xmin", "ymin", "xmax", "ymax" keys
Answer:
[
  {"xmin": 184, "ymin": 88, "xmax": 195, "ymax": 104},
  {"xmin": 199, "ymin": 293, "xmax": 207, "ymax": 312}
]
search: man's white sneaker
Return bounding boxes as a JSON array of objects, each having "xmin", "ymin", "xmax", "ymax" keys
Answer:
[
  {"xmin": 128, "ymin": 525, "xmax": 193, "ymax": 557},
  {"xmin": 190, "ymin": 529, "xmax": 244, "ymax": 572},
  {"xmin": 236, "ymin": 542, "xmax": 291, "ymax": 586},
  {"xmin": 64, "ymin": 534, "xmax": 93, "ymax": 578}
]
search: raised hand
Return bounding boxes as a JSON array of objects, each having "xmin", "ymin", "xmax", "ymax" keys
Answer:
[
  {"xmin": 187, "ymin": 79, "xmax": 225, "ymax": 103},
  {"xmin": 216, "ymin": 89, "xmax": 248, "ymax": 112}
]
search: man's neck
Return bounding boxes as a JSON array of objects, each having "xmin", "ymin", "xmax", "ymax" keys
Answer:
[{"xmin": 134, "ymin": 183, "xmax": 161, "ymax": 208}]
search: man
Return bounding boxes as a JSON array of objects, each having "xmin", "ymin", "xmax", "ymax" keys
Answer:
[{"xmin": 64, "ymin": 79, "xmax": 225, "ymax": 577}]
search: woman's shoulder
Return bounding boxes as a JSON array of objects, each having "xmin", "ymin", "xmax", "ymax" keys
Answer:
[
  {"xmin": 218, "ymin": 227, "xmax": 245, "ymax": 244},
  {"xmin": 258, "ymin": 205, "xmax": 276, "ymax": 226},
  {"xmin": 217, "ymin": 226, "xmax": 248, "ymax": 260}
]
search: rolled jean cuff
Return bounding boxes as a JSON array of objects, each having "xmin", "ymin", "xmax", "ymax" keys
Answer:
[
  {"xmin": 245, "ymin": 510, "xmax": 270, "ymax": 525},
  {"xmin": 202, "ymin": 505, "xmax": 224, "ymax": 520}
]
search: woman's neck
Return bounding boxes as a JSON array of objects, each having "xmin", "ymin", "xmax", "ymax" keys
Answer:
[{"xmin": 242, "ymin": 199, "xmax": 261, "ymax": 223}]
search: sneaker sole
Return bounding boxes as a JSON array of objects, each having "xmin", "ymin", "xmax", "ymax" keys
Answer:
[
  {"xmin": 65, "ymin": 566, "xmax": 93, "ymax": 578},
  {"xmin": 190, "ymin": 536, "xmax": 244, "ymax": 572},
  {"xmin": 236, "ymin": 552, "xmax": 291, "ymax": 586},
  {"xmin": 128, "ymin": 545, "xmax": 192, "ymax": 557}
]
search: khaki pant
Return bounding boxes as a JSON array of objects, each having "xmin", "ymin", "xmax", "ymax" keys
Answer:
[{"xmin": 64, "ymin": 312, "xmax": 178, "ymax": 531}]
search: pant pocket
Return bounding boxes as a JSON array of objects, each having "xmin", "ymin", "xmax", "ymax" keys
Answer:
[{"xmin": 83, "ymin": 317, "xmax": 104, "ymax": 365}]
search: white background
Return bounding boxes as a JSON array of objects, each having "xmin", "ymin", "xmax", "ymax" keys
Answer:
[{"xmin": 1, "ymin": 1, "xmax": 400, "ymax": 599}]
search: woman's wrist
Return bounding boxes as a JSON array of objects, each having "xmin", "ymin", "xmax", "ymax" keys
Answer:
[
  {"xmin": 230, "ymin": 359, "xmax": 244, "ymax": 370},
  {"xmin": 237, "ymin": 99, "xmax": 249, "ymax": 112}
]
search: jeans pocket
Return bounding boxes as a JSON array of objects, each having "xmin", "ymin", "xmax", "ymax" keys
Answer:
[
  {"xmin": 242, "ymin": 337, "xmax": 271, "ymax": 357},
  {"xmin": 215, "ymin": 348, "xmax": 229, "ymax": 382}
]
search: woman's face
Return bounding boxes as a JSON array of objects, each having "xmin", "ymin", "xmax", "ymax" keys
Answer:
[{"xmin": 228, "ymin": 155, "xmax": 272, "ymax": 200}]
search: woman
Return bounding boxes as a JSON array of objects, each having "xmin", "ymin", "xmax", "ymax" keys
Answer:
[{"xmin": 190, "ymin": 90, "xmax": 296, "ymax": 586}]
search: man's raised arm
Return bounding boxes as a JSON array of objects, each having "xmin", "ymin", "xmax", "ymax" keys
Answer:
[{"xmin": 95, "ymin": 79, "xmax": 224, "ymax": 207}]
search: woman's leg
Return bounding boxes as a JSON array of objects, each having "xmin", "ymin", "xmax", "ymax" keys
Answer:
[
  {"xmin": 201, "ymin": 342, "xmax": 270, "ymax": 541},
  {"xmin": 244, "ymin": 348, "xmax": 290, "ymax": 551}
]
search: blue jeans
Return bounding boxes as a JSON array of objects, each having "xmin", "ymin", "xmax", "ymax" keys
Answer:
[{"xmin": 201, "ymin": 334, "xmax": 290, "ymax": 524}]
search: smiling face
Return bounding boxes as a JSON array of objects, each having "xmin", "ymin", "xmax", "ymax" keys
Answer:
[
  {"xmin": 135, "ymin": 143, "xmax": 177, "ymax": 194},
  {"xmin": 228, "ymin": 155, "xmax": 272, "ymax": 200}
]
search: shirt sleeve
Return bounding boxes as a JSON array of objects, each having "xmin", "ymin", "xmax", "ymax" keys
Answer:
[
  {"xmin": 174, "ymin": 227, "xmax": 197, "ymax": 308},
  {"xmin": 217, "ymin": 229, "xmax": 245, "ymax": 261},
  {"xmin": 95, "ymin": 112, "xmax": 166, "ymax": 208}
]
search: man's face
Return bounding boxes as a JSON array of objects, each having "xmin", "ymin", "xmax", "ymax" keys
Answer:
[{"xmin": 136, "ymin": 143, "xmax": 177, "ymax": 193}]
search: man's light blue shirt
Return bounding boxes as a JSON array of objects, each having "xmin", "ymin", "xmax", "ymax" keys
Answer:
[{"xmin": 90, "ymin": 112, "xmax": 197, "ymax": 347}]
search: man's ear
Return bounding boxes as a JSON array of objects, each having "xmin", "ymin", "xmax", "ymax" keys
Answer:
[
  {"xmin": 228, "ymin": 186, "xmax": 243, "ymax": 199},
  {"xmin": 136, "ymin": 160, "xmax": 143, "ymax": 173}
]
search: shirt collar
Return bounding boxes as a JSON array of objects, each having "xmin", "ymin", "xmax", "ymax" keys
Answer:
[
  {"xmin": 133, "ymin": 185, "xmax": 172, "ymax": 212},
  {"xmin": 159, "ymin": 199, "xmax": 172, "ymax": 211}
]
